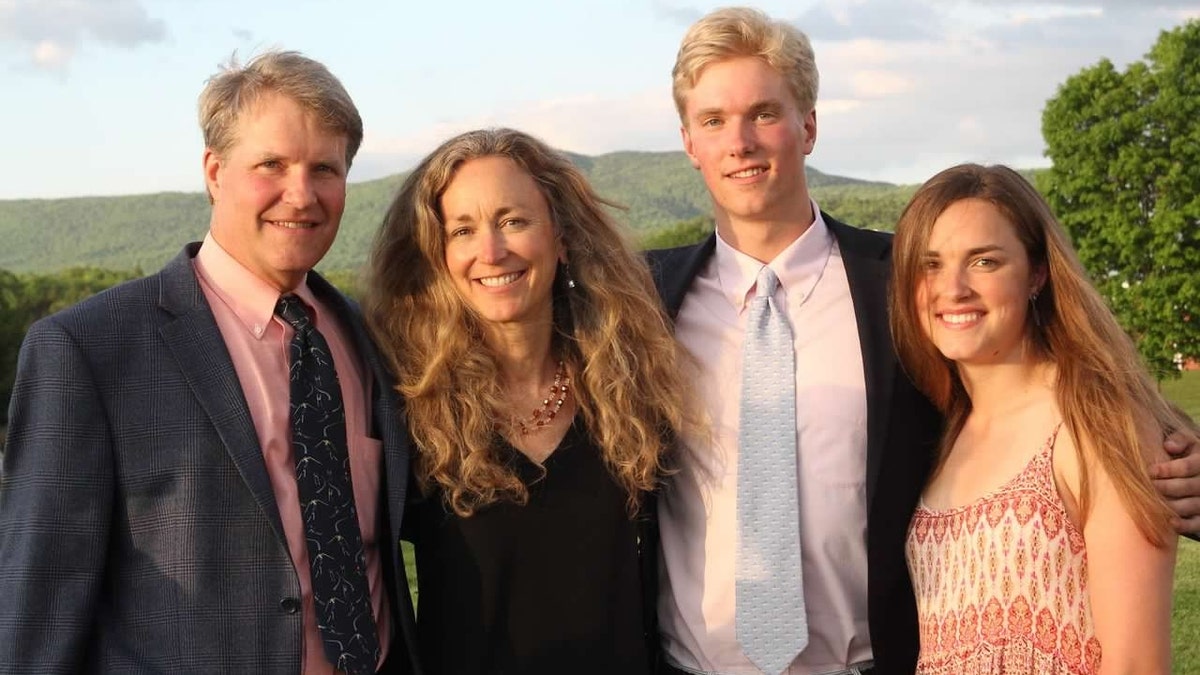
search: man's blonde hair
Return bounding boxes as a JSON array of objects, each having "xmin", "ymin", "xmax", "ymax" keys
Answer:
[
  {"xmin": 672, "ymin": 6, "xmax": 818, "ymax": 122},
  {"xmin": 198, "ymin": 50, "xmax": 362, "ymax": 167}
]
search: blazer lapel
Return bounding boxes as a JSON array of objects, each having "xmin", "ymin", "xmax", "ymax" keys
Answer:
[
  {"xmin": 826, "ymin": 216, "xmax": 896, "ymax": 509},
  {"xmin": 156, "ymin": 244, "xmax": 287, "ymax": 542},
  {"xmin": 648, "ymin": 234, "xmax": 718, "ymax": 320}
]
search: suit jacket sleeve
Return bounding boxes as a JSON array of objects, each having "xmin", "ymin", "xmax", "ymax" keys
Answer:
[{"xmin": 0, "ymin": 316, "xmax": 113, "ymax": 672}]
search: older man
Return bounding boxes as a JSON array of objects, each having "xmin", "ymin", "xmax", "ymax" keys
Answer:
[{"xmin": 0, "ymin": 51, "xmax": 418, "ymax": 674}]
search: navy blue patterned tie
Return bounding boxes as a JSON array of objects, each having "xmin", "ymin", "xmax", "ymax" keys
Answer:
[
  {"xmin": 735, "ymin": 267, "xmax": 807, "ymax": 674},
  {"xmin": 276, "ymin": 295, "xmax": 379, "ymax": 675}
]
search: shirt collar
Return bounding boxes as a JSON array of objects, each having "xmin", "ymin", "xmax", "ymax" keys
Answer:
[
  {"xmin": 713, "ymin": 200, "xmax": 835, "ymax": 313},
  {"xmin": 193, "ymin": 232, "xmax": 316, "ymax": 339}
]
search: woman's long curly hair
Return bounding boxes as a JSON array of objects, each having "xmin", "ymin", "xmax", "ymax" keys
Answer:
[
  {"xmin": 890, "ymin": 163, "xmax": 1194, "ymax": 545},
  {"xmin": 365, "ymin": 128, "xmax": 693, "ymax": 517}
]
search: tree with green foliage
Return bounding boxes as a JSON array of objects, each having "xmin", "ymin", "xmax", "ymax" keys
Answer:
[
  {"xmin": 320, "ymin": 268, "xmax": 366, "ymax": 300},
  {"xmin": 814, "ymin": 185, "xmax": 917, "ymax": 233},
  {"xmin": 0, "ymin": 267, "xmax": 143, "ymax": 426},
  {"xmin": 639, "ymin": 215, "xmax": 715, "ymax": 250},
  {"xmin": 0, "ymin": 270, "xmax": 25, "ymax": 431},
  {"xmin": 1041, "ymin": 20, "xmax": 1200, "ymax": 378}
]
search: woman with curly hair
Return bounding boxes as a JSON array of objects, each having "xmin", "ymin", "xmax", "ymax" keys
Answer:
[
  {"xmin": 890, "ymin": 163, "xmax": 1192, "ymax": 674},
  {"xmin": 365, "ymin": 128, "xmax": 693, "ymax": 674}
]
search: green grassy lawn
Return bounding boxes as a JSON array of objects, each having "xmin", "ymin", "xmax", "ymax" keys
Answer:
[
  {"xmin": 1166, "ymin": 370, "xmax": 1200, "ymax": 672},
  {"xmin": 1164, "ymin": 370, "xmax": 1200, "ymax": 422},
  {"xmin": 1175, "ymin": 538, "xmax": 1200, "ymax": 672}
]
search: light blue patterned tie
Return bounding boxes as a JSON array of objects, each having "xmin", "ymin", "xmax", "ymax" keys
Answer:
[{"xmin": 736, "ymin": 266, "xmax": 807, "ymax": 675}]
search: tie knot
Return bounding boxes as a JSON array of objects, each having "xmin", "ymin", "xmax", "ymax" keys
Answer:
[
  {"xmin": 755, "ymin": 266, "xmax": 780, "ymax": 299},
  {"xmin": 275, "ymin": 294, "xmax": 312, "ymax": 331}
]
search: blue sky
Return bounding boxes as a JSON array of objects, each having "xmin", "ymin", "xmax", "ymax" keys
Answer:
[{"xmin": 1, "ymin": 0, "xmax": 1197, "ymax": 200}]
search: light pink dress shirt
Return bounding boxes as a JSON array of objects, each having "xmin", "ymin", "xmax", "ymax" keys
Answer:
[
  {"xmin": 659, "ymin": 208, "xmax": 873, "ymax": 674},
  {"xmin": 194, "ymin": 234, "xmax": 390, "ymax": 674}
]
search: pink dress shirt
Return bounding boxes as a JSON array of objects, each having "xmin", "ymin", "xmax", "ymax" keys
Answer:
[
  {"xmin": 194, "ymin": 234, "xmax": 390, "ymax": 674},
  {"xmin": 659, "ymin": 208, "xmax": 873, "ymax": 674}
]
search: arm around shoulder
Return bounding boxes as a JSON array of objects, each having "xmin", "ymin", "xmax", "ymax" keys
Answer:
[
  {"xmin": 0, "ymin": 317, "xmax": 115, "ymax": 671},
  {"xmin": 1147, "ymin": 421, "xmax": 1200, "ymax": 538}
]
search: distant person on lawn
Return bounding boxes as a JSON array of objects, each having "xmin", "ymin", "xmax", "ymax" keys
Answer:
[{"xmin": 0, "ymin": 50, "xmax": 419, "ymax": 674}]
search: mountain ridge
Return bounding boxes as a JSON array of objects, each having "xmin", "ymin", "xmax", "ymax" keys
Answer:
[{"xmin": 0, "ymin": 149, "xmax": 908, "ymax": 274}]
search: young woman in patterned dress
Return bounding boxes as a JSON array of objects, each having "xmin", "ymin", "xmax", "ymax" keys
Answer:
[{"xmin": 888, "ymin": 163, "xmax": 1193, "ymax": 674}]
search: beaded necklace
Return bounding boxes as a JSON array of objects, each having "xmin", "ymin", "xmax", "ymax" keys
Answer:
[{"xmin": 515, "ymin": 360, "xmax": 570, "ymax": 435}]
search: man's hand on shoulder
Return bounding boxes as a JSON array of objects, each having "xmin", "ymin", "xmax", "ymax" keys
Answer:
[{"xmin": 1150, "ymin": 429, "xmax": 1200, "ymax": 537}]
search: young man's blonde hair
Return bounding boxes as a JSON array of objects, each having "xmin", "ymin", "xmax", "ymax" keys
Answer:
[{"xmin": 672, "ymin": 6, "xmax": 819, "ymax": 122}]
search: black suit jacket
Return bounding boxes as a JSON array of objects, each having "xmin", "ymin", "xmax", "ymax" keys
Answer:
[
  {"xmin": 0, "ymin": 243, "xmax": 421, "ymax": 674},
  {"xmin": 646, "ymin": 215, "xmax": 941, "ymax": 675}
]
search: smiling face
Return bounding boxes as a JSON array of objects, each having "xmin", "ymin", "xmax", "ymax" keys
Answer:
[
  {"xmin": 679, "ymin": 56, "xmax": 816, "ymax": 233},
  {"xmin": 440, "ymin": 155, "xmax": 562, "ymax": 331},
  {"xmin": 917, "ymin": 198, "xmax": 1045, "ymax": 368},
  {"xmin": 204, "ymin": 92, "xmax": 348, "ymax": 292}
]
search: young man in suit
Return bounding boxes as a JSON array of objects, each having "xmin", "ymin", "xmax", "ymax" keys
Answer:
[
  {"xmin": 649, "ymin": 8, "xmax": 1199, "ymax": 675},
  {"xmin": 0, "ymin": 51, "xmax": 418, "ymax": 674}
]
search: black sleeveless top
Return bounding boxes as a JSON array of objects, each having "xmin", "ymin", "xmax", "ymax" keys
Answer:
[{"xmin": 410, "ymin": 417, "xmax": 653, "ymax": 675}]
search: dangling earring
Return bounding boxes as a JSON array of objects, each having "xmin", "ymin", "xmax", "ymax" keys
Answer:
[
  {"xmin": 1029, "ymin": 290, "xmax": 1041, "ymax": 327},
  {"xmin": 563, "ymin": 262, "xmax": 577, "ymax": 290}
]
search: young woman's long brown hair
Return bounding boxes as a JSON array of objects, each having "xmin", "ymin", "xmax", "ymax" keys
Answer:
[
  {"xmin": 889, "ymin": 163, "xmax": 1192, "ymax": 545},
  {"xmin": 365, "ymin": 128, "xmax": 693, "ymax": 517}
]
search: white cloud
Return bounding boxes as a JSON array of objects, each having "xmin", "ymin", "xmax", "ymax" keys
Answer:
[
  {"xmin": 819, "ymin": 99, "xmax": 864, "ymax": 115},
  {"xmin": 345, "ymin": 0, "xmax": 1200, "ymax": 188},
  {"xmin": 797, "ymin": 0, "xmax": 943, "ymax": 41},
  {"xmin": 359, "ymin": 0, "xmax": 1194, "ymax": 188},
  {"xmin": 1010, "ymin": 7, "xmax": 1103, "ymax": 25},
  {"xmin": 850, "ymin": 69, "xmax": 914, "ymax": 98},
  {"xmin": 651, "ymin": 0, "xmax": 703, "ymax": 27},
  {"xmin": 777, "ymin": 0, "xmax": 1197, "ymax": 183},
  {"xmin": 362, "ymin": 87, "xmax": 682, "ymax": 176},
  {"xmin": 0, "ymin": 0, "xmax": 165, "ymax": 73},
  {"xmin": 810, "ymin": 31, "xmax": 1067, "ymax": 182},
  {"xmin": 963, "ymin": 0, "xmax": 1198, "ymax": 7},
  {"xmin": 31, "ymin": 38, "xmax": 71, "ymax": 70},
  {"xmin": 956, "ymin": 115, "xmax": 984, "ymax": 137},
  {"xmin": 824, "ymin": 38, "xmax": 896, "ymax": 66}
]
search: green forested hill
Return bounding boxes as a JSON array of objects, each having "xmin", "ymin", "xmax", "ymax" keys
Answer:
[{"xmin": 0, "ymin": 150, "xmax": 910, "ymax": 274}]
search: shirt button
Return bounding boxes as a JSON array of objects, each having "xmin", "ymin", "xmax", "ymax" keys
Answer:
[{"xmin": 279, "ymin": 597, "xmax": 300, "ymax": 614}]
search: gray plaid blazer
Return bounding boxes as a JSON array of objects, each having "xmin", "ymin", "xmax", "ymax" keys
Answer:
[{"xmin": 0, "ymin": 244, "xmax": 420, "ymax": 674}]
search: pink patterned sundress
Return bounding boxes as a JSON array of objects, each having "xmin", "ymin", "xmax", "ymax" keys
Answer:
[{"xmin": 906, "ymin": 424, "xmax": 1100, "ymax": 674}]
